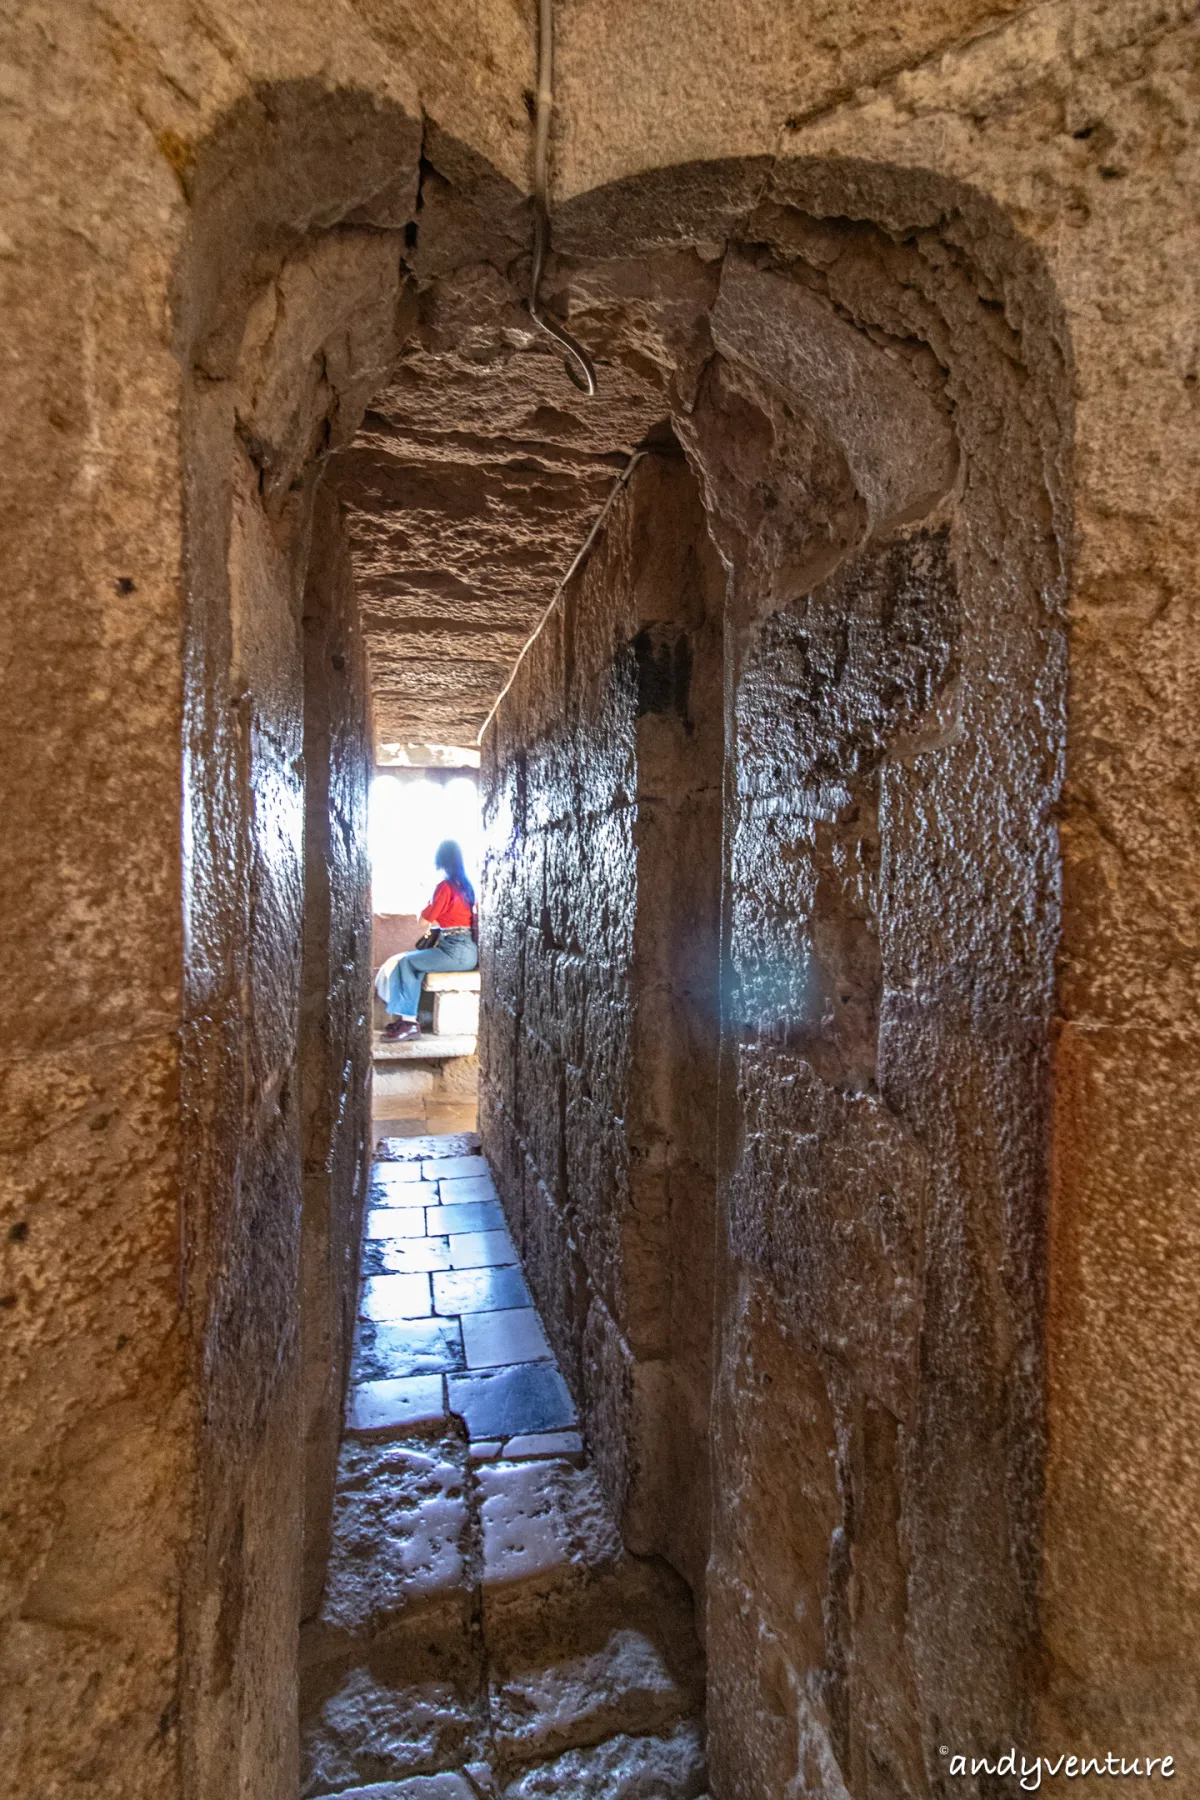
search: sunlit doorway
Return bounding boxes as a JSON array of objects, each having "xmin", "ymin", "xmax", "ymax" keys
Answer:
[{"xmin": 368, "ymin": 744, "xmax": 482, "ymax": 1141}]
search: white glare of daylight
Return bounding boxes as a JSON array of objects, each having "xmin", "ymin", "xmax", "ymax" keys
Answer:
[{"xmin": 369, "ymin": 774, "xmax": 480, "ymax": 915}]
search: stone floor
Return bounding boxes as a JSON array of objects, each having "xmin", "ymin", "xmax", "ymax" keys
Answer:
[{"xmin": 301, "ymin": 1132, "xmax": 709, "ymax": 1799}]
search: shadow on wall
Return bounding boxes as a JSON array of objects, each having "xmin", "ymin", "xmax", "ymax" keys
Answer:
[{"xmin": 170, "ymin": 81, "xmax": 1072, "ymax": 1800}]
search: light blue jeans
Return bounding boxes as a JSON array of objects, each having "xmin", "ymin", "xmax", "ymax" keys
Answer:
[{"xmin": 382, "ymin": 929, "xmax": 477, "ymax": 1019}]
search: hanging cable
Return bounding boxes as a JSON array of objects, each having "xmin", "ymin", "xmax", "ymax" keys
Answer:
[
  {"xmin": 528, "ymin": 0, "xmax": 597, "ymax": 397},
  {"xmin": 477, "ymin": 448, "xmax": 645, "ymax": 744}
]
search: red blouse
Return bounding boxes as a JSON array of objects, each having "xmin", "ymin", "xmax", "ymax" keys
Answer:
[{"xmin": 421, "ymin": 880, "xmax": 474, "ymax": 929}]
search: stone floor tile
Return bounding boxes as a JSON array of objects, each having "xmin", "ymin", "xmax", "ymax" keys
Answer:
[
  {"xmin": 311, "ymin": 1438, "xmax": 472, "ymax": 1637},
  {"xmin": 437, "ymin": 1175, "xmax": 498, "ymax": 1206},
  {"xmin": 490, "ymin": 1628, "xmax": 694, "ymax": 1765},
  {"xmin": 499, "ymin": 1721, "xmax": 707, "ymax": 1799},
  {"xmin": 460, "ymin": 1307, "xmax": 552, "ymax": 1370},
  {"xmin": 367, "ymin": 1207, "xmax": 429, "ymax": 1239},
  {"xmin": 375, "ymin": 1237, "xmax": 453, "ymax": 1275},
  {"xmin": 362, "ymin": 1273, "xmax": 434, "ymax": 1321},
  {"xmin": 433, "ymin": 1266, "xmax": 531, "ymax": 1317},
  {"xmin": 426, "ymin": 1201, "xmax": 506, "ymax": 1235},
  {"xmin": 371, "ymin": 1161, "xmax": 426, "ymax": 1191},
  {"xmin": 477, "ymin": 1460, "xmax": 572, "ymax": 1591},
  {"xmin": 448, "ymin": 1230, "xmax": 518, "ymax": 1270},
  {"xmin": 421, "ymin": 1154, "xmax": 488, "ymax": 1181},
  {"xmin": 499, "ymin": 1431, "xmax": 584, "ymax": 1462},
  {"xmin": 353, "ymin": 1318, "xmax": 464, "ymax": 1382},
  {"xmin": 448, "ymin": 1363, "xmax": 576, "ymax": 1442},
  {"xmin": 347, "ymin": 1376, "xmax": 446, "ymax": 1435}
]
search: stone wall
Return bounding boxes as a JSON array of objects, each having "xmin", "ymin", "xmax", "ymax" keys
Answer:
[
  {"xmin": 299, "ymin": 479, "xmax": 374, "ymax": 1622},
  {"xmin": 481, "ymin": 453, "xmax": 724, "ymax": 1598},
  {"xmin": 178, "ymin": 148, "xmax": 413, "ymax": 1791}
]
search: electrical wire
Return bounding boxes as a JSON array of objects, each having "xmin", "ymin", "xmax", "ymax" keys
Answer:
[
  {"xmin": 528, "ymin": 0, "xmax": 597, "ymax": 397},
  {"xmin": 477, "ymin": 449, "xmax": 646, "ymax": 744}
]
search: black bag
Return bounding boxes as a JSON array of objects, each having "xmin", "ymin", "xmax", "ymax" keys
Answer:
[{"xmin": 414, "ymin": 927, "xmax": 441, "ymax": 951}]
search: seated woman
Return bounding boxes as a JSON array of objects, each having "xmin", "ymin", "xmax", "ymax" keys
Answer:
[{"xmin": 376, "ymin": 839, "xmax": 478, "ymax": 1042}]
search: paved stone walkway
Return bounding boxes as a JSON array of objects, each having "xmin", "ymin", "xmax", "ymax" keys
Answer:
[{"xmin": 300, "ymin": 1133, "xmax": 709, "ymax": 1799}]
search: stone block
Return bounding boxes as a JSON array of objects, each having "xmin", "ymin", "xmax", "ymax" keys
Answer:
[
  {"xmin": 347, "ymin": 1377, "xmax": 447, "ymax": 1436},
  {"xmin": 374, "ymin": 1065, "xmax": 436, "ymax": 1102},
  {"xmin": 432, "ymin": 989, "xmax": 480, "ymax": 1036},
  {"xmin": 448, "ymin": 1364, "xmax": 576, "ymax": 1443},
  {"xmin": 361, "ymin": 1275, "xmax": 434, "ymax": 1322},
  {"xmin": 490, "ymin": 1628, "xmax": 695, "ymax": 1766},
  {"xmin": 460, "ymin": 1307, "xmax": 553, "ymax": 1370}
]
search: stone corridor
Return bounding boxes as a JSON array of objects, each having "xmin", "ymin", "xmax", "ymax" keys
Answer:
[
  {"xmin": 300, "ymin": 1132, "xmax": 708, "ymax": 1798},
  {"xmin": 7, "ymin": 6, "xmax": 1200, "ymax": 1795}
]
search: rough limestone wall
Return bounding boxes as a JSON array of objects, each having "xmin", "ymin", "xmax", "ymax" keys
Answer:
[
  {"xmin": 667, "ymin": 191, "xmax": 1068, "ymax": 1794},
  {"xmin": 481, "ymin": 455, "xmax": 722, "ymax": 1589},
  {"xmin": 299, "ymin": 479, "xmax": 374, "ymax": 1622},
  {"xmin": 179, "ymin": 174, "xmax": 413, "ymax": 1791}
]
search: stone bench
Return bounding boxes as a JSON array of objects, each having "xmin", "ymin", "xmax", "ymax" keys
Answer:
[{"xmin": 422, "ymin": 969, "xmax": 480, "ymax": 1037}]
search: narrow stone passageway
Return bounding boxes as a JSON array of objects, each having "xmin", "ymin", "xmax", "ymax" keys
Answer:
[{"xmin": 300, "ymin": 1133, "xmax": 708, "ymax": 1799}]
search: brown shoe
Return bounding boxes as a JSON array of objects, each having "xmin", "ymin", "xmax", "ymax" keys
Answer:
[{"xmin": 383, "ymin": 1020, "xmax": 420, "ymax": 1041}]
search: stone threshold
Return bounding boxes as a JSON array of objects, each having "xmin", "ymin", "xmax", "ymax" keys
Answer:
[{"xmin": 374, "ymin": 1032, "xmax": 477, "ymax": 1062}]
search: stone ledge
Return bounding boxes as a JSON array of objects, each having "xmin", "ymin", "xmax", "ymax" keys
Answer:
[
  {"xmin": 374, "ymin": 1033, "xmax": 477, "ymax": 1062},
  {"xmin": 423, "ymin": 971, "xmax": 481, "ymax": 993}
]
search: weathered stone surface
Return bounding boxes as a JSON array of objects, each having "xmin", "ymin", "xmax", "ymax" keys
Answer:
[
  {"xmin": 490, "ymin": 1629, "xmax": 698, "ymax": 1764},
  {"xmin": 481, "ymin": 455, "xmax": 724, "ymax": 1595},
  {"xmin": 301, "ymin": 1659, "xmax": 480, "ymax": 1799},
  {"xmin": 499, "ymin": 1721, "xmax": 707, "ymax": 1799},
  {"xmin": 308, "ymin": 1437, "xmax": 471, "ymax": 1647}
]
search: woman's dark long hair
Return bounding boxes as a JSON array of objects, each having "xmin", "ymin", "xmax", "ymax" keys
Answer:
[{"xmin": 435, "ymin": 839, "xmax": 475, "ymax": 909}]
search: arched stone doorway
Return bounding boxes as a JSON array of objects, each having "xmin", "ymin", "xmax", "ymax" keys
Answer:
[{"xmin": 175, "ymin": 92, "xmax": 1068, "ymax": 1797}]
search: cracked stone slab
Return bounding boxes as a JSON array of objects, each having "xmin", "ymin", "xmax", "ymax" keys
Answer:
[
  {"xmin": 448, "ymin": 1229, "xmax": 519, "ymax": 1269},
  {"xmin": 437, "ymin": 1175, "xmax": 500, "ymax": 1205},
  {"xmin": 426, "ymin": 1201, "xmax": 507, "ymax": 1235},
  {"xmin": 372, "ymin": 1236, "xmax": 455, "ymax": 1274},
  {"xmin": 499, "ymin": 1721, "xmax": 708, "ymax": 1798}
]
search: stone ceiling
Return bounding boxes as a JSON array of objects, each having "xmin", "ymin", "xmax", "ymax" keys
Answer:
[{"xmin": 329, "ymin": 181, "xmax": 669, "ymax": 748}]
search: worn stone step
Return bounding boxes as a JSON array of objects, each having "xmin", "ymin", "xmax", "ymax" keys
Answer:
[
  {"xmin": 499, "ymin": 1722, "xmax": 708, "ymax": 1798},
  {"xmin": 302, "ymin": 1622, "xmax": 482, "ymax": 1795},
  {"xmin": 302, "ymin": 1436, "xmax": 473, "ymax": 1663},
  {"xmin": 489, "ymin": 1627, "xmax": 701, "ymax": 1770}
]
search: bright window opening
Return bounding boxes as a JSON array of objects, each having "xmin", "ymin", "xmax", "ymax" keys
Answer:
[{"xmin": 369, "ymin": 772, "xmax": 481, "ymax": 916}]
